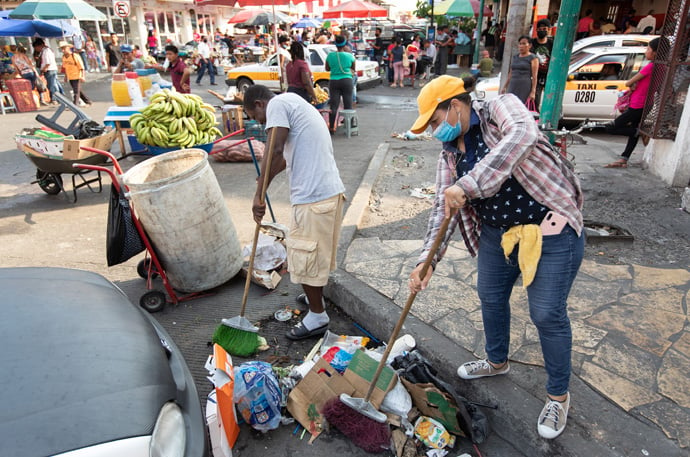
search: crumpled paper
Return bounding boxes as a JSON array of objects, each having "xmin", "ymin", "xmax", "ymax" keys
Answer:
[{"xmin": 242, "ymin": 232, "xmax": 286, "ymax": 271}]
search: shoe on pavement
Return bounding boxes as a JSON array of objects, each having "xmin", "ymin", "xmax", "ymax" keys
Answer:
[
  {"xmin": 538, "ymin": 393, "xmax": 570, "ymax": 439},
  {"xmin": 457, "ymin": 359, "xmax": 510, "ymax": 379}
]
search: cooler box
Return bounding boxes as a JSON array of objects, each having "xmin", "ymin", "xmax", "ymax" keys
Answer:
[{"xmin": 5, "ymin": 78, "xmax": 37, "ymax": 112}]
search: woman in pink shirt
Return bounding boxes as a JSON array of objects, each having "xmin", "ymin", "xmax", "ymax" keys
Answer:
[{"xmin": 604, "ymin": 38, "xmax": 659, "ymax": 168}]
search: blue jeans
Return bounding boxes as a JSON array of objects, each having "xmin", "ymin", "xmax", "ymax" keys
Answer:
[
  {"xmin": 43, "ymin": 70, "xmax": 64, "ymax": 100},
  {"xmin": 195, "ymin": 58, "xmax": 215, "ymax": 84},
  {"xmin": 476, "ymin": 223, "xmax": 584, "ymax": 396}
]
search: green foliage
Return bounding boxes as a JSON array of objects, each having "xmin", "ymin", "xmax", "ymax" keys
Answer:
[{"xmin": 414, "ymin": 0, "xmax": 431, "ymax": 19}]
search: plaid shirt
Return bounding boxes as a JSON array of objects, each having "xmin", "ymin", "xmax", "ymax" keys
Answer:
[{"xmin": 418, "ymin": 93, "xmax": 584, "ymax": 267}]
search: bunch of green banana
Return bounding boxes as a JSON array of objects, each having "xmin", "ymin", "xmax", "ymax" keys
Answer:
[{"xmin": 130, "ymin": 89, "xmax": 223, "ymax": 149}]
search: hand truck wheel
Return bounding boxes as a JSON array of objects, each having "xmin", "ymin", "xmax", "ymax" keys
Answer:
[
  {"xmin": 137, "ymin": 258, "xmax": 159, "ymax": 280},
  {"xmin": 140, "ymin": 290, "xmax": 166, "ymax": 313}
]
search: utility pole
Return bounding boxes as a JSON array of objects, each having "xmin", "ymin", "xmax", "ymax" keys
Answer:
[
  {"xmin": 472, "ymin": 0, "xmax": 485, "ymax": 64},
  {"xmin": 499, "ymin": 0, "xmax": 528, "ymax": 91},
  {"xmin": 539, "ymin": 1, "xmax": 582, "ymax": 129}
]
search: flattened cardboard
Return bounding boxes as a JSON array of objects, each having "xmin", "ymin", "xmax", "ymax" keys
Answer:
[
  {"xmin": 286, "ymin": 358, "xmax": 355, "ymax": 438},
  {"xmin": 343, "ymin": 349, "xmax": 397, "ymax": 407},
  {"xmin": 400, "ymin": 378, "xmax": 464, "ymax": 436}
]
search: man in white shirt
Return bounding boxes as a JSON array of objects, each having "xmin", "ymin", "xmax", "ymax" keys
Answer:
[
  {"xmin": 32, "ymin": 38, "xmax": 64, "ymax": 104},
  {"xmin": 418, "ymin": 39, "xmax": 436, "ymax": 80},
  {"xmin": 637, "ymin": 10, "xmax": 657, "ymax": 34},
  {"xmin": 195, "ymin": 36, "xmax": 216, "ymax": 85},
  {"xmin": 243, "ymin": 85, "xmax": 346, "ymax": 341}
]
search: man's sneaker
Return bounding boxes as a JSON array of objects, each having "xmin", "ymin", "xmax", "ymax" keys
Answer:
[
  {"xmin": 537, "ymin": 392, "xmax": 570, "ymax": 439},
  {"xmin": 457, "ymin": 359, "xmax": 510, "ymax": 379}
]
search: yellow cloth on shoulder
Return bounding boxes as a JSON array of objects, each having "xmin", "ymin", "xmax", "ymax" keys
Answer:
[{"xmin": 500, "ymin": 224, "xmax": 542, "ymax": 288}]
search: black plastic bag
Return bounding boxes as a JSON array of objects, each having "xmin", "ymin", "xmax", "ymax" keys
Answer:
[
  {"xmin": 106, "ymin": 184, "xmax": 145, "ymax": 266},
  {"xmin": 393, "ymin": 350, "xmax": 490, "ymax": 444}
]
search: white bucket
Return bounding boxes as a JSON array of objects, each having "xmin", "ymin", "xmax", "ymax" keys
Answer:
[{"xmin": 122, "ymin": 149, "xmax": 242, "ymax": 292}]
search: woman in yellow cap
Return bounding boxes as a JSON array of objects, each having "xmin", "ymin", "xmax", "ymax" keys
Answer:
[{"xmin": 407, "ymin": 75, "xmax": 584, "ymax": 440}]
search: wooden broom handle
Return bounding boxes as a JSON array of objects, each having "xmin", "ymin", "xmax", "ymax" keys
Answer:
[
  {"xmin": 364, "ymin": 212, "xmax": 455, "ymax": 402},
  {"xmin": 239, "ymin": 127, "xmax": 278, "ymax": 317}
]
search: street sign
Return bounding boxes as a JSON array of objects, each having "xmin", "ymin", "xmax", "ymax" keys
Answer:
[{"xmin": 113, "ymin": 0, "xmax": 130, "ymax": 18}]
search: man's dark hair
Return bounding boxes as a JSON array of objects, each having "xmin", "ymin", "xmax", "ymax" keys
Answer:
[
  {"xmin": 376, "ymin": 27, "xmax": 381, "ymax": 33},
  {"xmin": 278, "ymin": 35, "xmax": 289, "ymax": 44},
  {"xmin": 32, "ymin": 38, "xmax": 45, "ymax": 47},
  {"xmin": 537, "ymin": 18, "xmax": 551, "ymax": 28},
  {"xmin": 289, "ymin": 41, "xmax": 304, "ymax": 61},
  {"xmin": 585, "ymin": 9, "xmax": 592, "ymax": 16},
  {"xmin": 165, "ymin": 45, "xmax": 178, "ymax": 54},
  {"xmin": 243, "ymin": 85, "xmax": 274, "ymax": 111}
]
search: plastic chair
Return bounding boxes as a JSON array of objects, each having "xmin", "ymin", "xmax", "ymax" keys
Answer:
[
  {"xmin": 0, "ymin": 91, "xmax": 16, "ymax": 115},
  {"xmin": 339, "ymin": 109, "xmax": 359, "ymax": 138}
]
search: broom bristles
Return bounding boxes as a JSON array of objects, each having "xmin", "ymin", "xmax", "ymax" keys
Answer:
[
  {"xmin": 322, "ymin": 397, "xmax": 391, "ymax": 453},
  {"xmin": 213, "ymin": 324, "xmax": 260, "ymax": 357}
]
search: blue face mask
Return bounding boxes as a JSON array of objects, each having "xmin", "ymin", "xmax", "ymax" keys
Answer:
[{"xmin": 432, "ymin": 108, "xmax": 462, "ymax": 142}]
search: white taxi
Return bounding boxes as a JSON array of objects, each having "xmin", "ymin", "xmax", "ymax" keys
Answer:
[
  {"xmin": 225, "ymin": 44, "xmax": 381, "ymax": 93},
  {"xmin": 474, "ymin": 46, "xmax": 649, "ymax": 122}
]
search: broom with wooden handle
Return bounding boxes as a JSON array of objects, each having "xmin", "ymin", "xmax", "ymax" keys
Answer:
[
  {"xmin": 322, "ymin": 212, "xmax": 455, "ymax": 452},
  {"xmin": 213, "ymin": 127, "xmax": 278, "ymax": 357}
]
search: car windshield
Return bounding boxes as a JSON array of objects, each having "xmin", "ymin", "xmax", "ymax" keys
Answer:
[
  {"xmin": 570, "ymin": 51, "xmax": 594, "ymax": 67},
  {"xmin": 322, "ymin": 46, "xmax": 337, "ymax": 55}
]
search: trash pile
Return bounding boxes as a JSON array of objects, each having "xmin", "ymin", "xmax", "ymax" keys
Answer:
[{"xmin": 206, "ymin": 330, "xmax": 490, "ymax": 457}]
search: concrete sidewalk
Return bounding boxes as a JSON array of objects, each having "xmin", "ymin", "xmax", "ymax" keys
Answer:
[{"xmin": 326, "ymin": 127, "xmax": 690, "ymax": 455}]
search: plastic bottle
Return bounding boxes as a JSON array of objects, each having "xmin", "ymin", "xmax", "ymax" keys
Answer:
[
  {"xmin": 386, "ymin": 334, "xmax": 416, "ymax": 363},
  {"xmin": 125, "ymin": 72, "xmax": 144, "ymax": 107},
  {"xmin": 111, "ymin": 73, "xmax": 131, "ymax": 106},
  {"xmin": 136, "ymin": 68, "xmax": 153, "ymax": 97}
]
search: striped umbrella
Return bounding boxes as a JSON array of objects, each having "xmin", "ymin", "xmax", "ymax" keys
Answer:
[{"xmin": 9, "ymin": 0, "xmax": 106, "ymax": 21}]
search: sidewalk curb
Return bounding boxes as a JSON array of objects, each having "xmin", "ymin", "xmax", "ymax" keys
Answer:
[{"xmin": 325, "ymin": 143, "xmax": 684, "ymax": 456}]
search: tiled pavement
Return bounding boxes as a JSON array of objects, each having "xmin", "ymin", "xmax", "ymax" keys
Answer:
[{"xmin": 344, "ymin": 239, "xmax": 690, "ymax": 447}]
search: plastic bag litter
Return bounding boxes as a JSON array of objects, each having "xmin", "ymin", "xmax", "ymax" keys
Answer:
[
  {"xmin": 414, "ymin": 416, "xmax": 455, "ymax": 449},
  {"xmin": 233, "ymin": 361, "xmax": 282, "ymax": 431},
  {"xmin": 320, "ymin": 331, "xmax": 369, "ymax": 355},
  {"xmin": 381, "ymin": 375, "xmax": 413, "ymax": 418},
  {"xmin": 242, "ymin": 232, "xmax": 286, "ymax": 271}
]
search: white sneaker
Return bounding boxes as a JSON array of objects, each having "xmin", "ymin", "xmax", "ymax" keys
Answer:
[
  {"xmin": 537, "ymin": 392, "xmax": 570, "ymax": 439},
  {"xmin": 457, "ymin": 359, "xmax": 510, "ymax": 380}
]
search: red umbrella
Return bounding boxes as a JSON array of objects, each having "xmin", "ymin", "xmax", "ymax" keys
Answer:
[{"xmin": 322, "ymin": 0, "xmax": 387, "ymax": 19}]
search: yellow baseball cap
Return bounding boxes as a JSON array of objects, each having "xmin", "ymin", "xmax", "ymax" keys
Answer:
[{"xmin": 410, "ymin": 75, "xmax": 468, "ymax": 134}]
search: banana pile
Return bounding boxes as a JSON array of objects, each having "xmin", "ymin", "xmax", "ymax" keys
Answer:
[
  {"xmin": 130, "ymin": 89, "xmax": 223, "ymax": 149},
  {"xmin": 313, "ymin": 85, "xmax": 329, "ymax": 104}
]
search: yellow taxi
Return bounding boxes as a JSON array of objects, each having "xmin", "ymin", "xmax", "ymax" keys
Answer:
[
  {"xmin": 474, "ymin": 46, "xmax": 649, "ymax": 122},
  {"xmin": 225, "ymin": 44, "xmax": 381, "ymax": 93}
]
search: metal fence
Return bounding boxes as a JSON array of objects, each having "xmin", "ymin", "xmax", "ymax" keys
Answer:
[{"xmin": 640, "ymin": 0, "xmax": 690, "ymax": 140}]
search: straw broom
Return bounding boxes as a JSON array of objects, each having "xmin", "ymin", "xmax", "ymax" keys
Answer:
[
  {"xmin": 213, "ymin": 127, "xmax": 277, "ymax": 357},
  {"xmin": 322, "ymin": 213, "xmax": 454, "ymax": 452}
]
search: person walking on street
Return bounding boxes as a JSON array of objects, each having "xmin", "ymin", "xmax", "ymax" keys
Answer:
[
  {"xmin": 285, "ymin": 41, "xmax": 317, "ymax": 103},
  {"xmin": 196, "ymin": 36, "xmax": 217, "ymax": 85},
  {"xmin": 325, "ymin": 35, "xmax": 355, "ymax": 134},
  {"xmin": 104, "ymin": 33, "xmax": 121, "ymax": 73},
  {"xmin": 372, "ymin": 27, "xmax": 384, "ymax": 69},
  {"xmin": 604, "ymin": 38, "xmax": 659, "ymax": 168},
  {"xmin": 389, "ymin": 37, "xmax": 405, "ymax": 88},
  {"xmin": 59, "ymin": 41, "xmax": 91, "ymax": 106},
  {"xmin": 243, "ymin": 85, "xmax": 346, "ymax": 341},
  {"xmin": 32, "ymin": 38, "xmax": 63, "ymax": 105},
  {"xmin": 502, "ymin": 36, "xmax": 538, "ymax": 105},
  {"xmin": 408, "ymin": 74, "xmax": 584, "ymax": 440},
  {"xmin": 531, "ymin": 19, "xmax": 553, "ymax": 109},
  {"xmin": 85, "ymin": 36, "xmax": 100, "ymax": 72},
  {"xmin": 153, "ymin": 45, "xmax": 190, "ymax": 93}
]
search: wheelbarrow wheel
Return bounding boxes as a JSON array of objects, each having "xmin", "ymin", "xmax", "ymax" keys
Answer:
[
  {"xmin": 137, "ymin": 258, "xmax": 159, "ymax": 280},
  {"xmin": 36, "ymin": 170, "xmax": 62, "ymax": 195},
  {"xmin": 140, "ymin": 290, "xmax": 166, "ymax": 313}
]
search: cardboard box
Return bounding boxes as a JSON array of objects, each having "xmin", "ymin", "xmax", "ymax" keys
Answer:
[
  {"xmin": 400, "ymin": 378, "xmax": 464, "ymax": 436},
  {"xmin": 62, "ymin": 128, "xmax": 118, "ymax": 160},
  {"xmin": 286, "ymin": 349, "xmax": 396, "ymax": 439},
  {"xmin": 205, "ymin": 344, "xmax": 240, "ymax": 451}
]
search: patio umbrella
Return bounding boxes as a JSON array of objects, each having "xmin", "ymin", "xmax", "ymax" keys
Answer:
[
  {"xmin": 0, "ymin": 19, "xmax": 73, "ymax": 37},
  {"xmin": 322, "ymin": 0, "xmax": 387, "ymax": 19},
  {"xmin": 9, "ymin": 0, "xmax": 106, "ymax": 21},
  {"xmin": 228, "ymin": 9, "xmax": 290, "ymax": 25},
  {"xmin": 433, "ymin": 0, "xmax": 493, "ymax": 17},
  {"xmin": 293, "ymin": 17, "xmax": 321, "ymax": 28}
]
